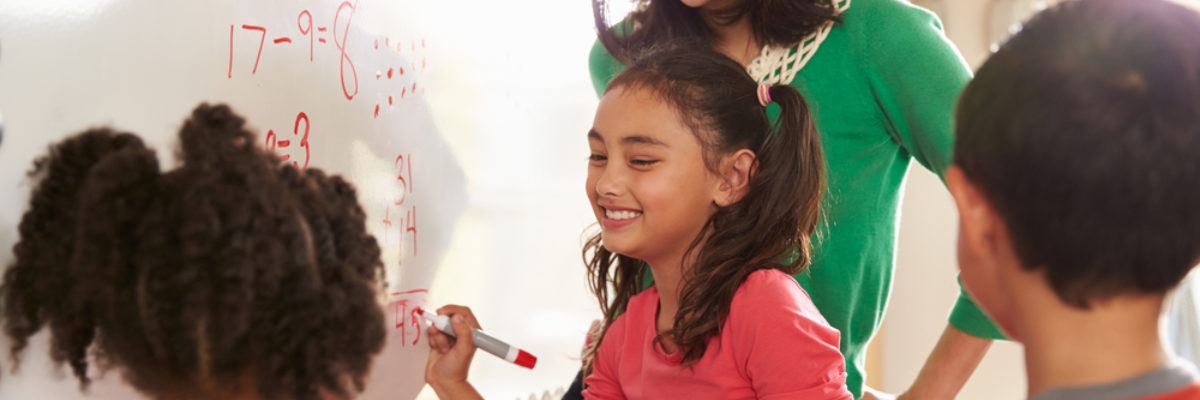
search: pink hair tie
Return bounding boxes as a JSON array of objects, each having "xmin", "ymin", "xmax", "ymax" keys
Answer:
[{"xmin": 757, "ymin": 83, "xmax": 773, "ymax": 107}]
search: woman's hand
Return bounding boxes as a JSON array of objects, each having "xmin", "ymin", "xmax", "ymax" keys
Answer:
[
  {"xmin": 425, "ymin": 305, "xmax": 484, "ymax": 400},
  {"xmin": 860, "ymin": 386, "xmax": 897, "ymax": 400}
]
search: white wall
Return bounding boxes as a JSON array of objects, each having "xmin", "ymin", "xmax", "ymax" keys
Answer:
[{"xmin": 0, "ymin": 1, "xmax": 1069, "ymax": 399}]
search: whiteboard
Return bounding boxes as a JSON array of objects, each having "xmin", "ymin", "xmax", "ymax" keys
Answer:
[{"xmin": 0, "ymin": 1, "xmax": 605, "ymax": 399}]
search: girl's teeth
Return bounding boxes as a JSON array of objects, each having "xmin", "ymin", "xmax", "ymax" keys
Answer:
[{"xmin": 606, "ymin": 210, "xmax": 641, "ymax": 220}]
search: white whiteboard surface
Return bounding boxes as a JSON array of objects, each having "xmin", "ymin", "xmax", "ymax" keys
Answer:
[{"xmin": 0, "ymin": 1, "xmax": 604, "ymax": 399}]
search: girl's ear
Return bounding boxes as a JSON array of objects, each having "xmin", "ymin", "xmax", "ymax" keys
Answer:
[{"xmin": 714, "ymin": 149, "xmax": 756, "ymax": 207}]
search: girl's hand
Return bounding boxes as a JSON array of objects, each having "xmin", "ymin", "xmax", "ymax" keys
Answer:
[{"xmin": 424, "ymin": 305, "xmax": 483, "ymax": 397}]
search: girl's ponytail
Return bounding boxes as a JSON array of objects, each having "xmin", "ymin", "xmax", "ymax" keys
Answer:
[
  {"xmin": 755, "ymin": 84, "xmax": 825, "ymax": 267},
  {"xmin": 2, "ymin": 129, "xmax": 155, "ymax": 384}
]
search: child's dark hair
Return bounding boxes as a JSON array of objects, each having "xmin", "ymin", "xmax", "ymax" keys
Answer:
[
  {"xmin": 1, "ymin": 104, "xmax": 386, "ymax": 399},
  {"xmin": 955, "ymin": 0, "xmax": 1200, "ymax": 308},
  {"xmin": 583, "ymin": 45, "xmax": 825, "ymax": 367},
  {"xmin": 593, "ymin": 0, "xmax": 840, "ymax": 64}
]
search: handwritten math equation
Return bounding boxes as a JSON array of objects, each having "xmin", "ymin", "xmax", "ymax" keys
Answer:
[
  {"xmin": 382, "ymin": 153, "xmax": 418, "ymax": 266},
  {"xmin": 389, "ymin": 289, "xmax": 429, "ymax": 347},
  {"xmin": 264, "ymin": 133, "xmax": 420, "ymax": 269},
  {"xmin": 232, "ymin": 3, "xmax": 430, "ymax": 321},
  {"xmin": 264, "ymin": 111, "xmax": 311, "ymax": 168},
  {"xmin": 227, "ymin": 0, "xmax": 430, "ymax": 119}
]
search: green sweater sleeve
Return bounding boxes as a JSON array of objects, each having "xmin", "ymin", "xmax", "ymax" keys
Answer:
[
  {"xmin": 857, "ymin": 0, "xmax": 964, "ymax": 179},
  {"xmin": 855, "ymin": 0, "xmax": 1006, "ymax": 340}
]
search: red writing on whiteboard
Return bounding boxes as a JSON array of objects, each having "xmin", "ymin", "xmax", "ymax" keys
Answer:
[
  {"xmin": 227, "ymin": 5, "xmax": 432, "ymax": 119},
  {"xmin": 394, "ymin": 154, "xmax": 412, "ymax": 206},
  {"xmin": 372, "ymin": 36, "xmax": 428, "ymax": 118},
  {"xmin": 265, "ymin": 112, "xmax": 311, "ymax": 169},
  {"xmin": 334, "ymin": 1, "xmax": 359, "ymax": 100},
  {"xmin": 298, "ymin": 10, "xmax": 314, "ymax": 61},
  {"xmin": 239, "ymin": 24, "xmax": 267, "ymax": 75},
  {"xmin": 226, "ymin": 2, "xmax": 359, "ymax": 100},
  {"xmin": 389, "ymin": 289, "xmax": 429, "ymax": 347},
  {"xmin": 381, "ymin": 153, "xmax": 417, "ymax": 266}
]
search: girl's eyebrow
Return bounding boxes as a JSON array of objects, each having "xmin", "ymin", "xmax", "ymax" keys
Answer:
[
  {"xmin": 588, "ymin": 129, "xmax": 668, "ymax": 147},
  {"xmin": 620, "ymin": 135, "xmax": 668, "ymax": 147}
]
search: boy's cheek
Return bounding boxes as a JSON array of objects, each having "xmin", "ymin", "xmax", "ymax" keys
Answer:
[{"xmin": 956, "ymin": 229, "xmax": 1020, "ymax": 338}]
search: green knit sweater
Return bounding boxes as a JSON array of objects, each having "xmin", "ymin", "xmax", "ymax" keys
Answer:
[{"xmin": 588, "ymin": 0, "xmax": 1004, "ymax": 396}]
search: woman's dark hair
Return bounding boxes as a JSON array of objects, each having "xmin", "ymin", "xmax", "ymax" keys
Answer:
[
  {"xmin": 583, "ymin": 45, "xmax": 825, "ymax": 367},
  {"xmin": 593, "ymin": 0, "xmax": 840, "ymax": 64},
  {"xmin": 1, "ymin": 104, "xmax": 386, "ymax": 399}
]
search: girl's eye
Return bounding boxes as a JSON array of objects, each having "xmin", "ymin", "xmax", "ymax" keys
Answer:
[
  {"xmin": 588, "ymin": 154, "xmax": 607, "ymax": 162},
  {"xmin": 630, "ymin": 159, "xmax": 658, "ymax": 167}
]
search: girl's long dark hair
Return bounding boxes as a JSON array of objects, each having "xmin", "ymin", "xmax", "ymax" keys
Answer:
[
  {"xmin": 1, "ymin": 104, "xmax": 385, "ymax": 400},
  {"xmin": 593, "ymin": 0, "xmax": 840, "ymax": 64},
  {"xmin": 583, "ymin": 45, "xmax": 825, "ymax": 368}
]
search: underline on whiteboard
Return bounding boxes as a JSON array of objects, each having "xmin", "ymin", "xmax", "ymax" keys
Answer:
[
  {"xmin": 273, "ymin": 37, "xmax": 292, "ymax": 44},
  {"xmin": 390, "ymin": 289, "xmax": 430, "ymax": 297}
]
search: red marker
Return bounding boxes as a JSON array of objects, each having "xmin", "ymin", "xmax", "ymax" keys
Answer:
[{"xmin": 416, "ymin": 307, "xmax": 537, "ymax": 369}]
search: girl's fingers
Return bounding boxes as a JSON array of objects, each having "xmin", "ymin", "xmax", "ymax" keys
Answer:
[
  {"xmin": 428, "ymin": 329, "xmax": 452, "ymax": 352},
  {"xmin": 437, "ymin": 304, "xmax": 481, "ymax": 330},
  {"xmin": 450, "ymin": 315, "xmax": 476, "ymax": 354}
]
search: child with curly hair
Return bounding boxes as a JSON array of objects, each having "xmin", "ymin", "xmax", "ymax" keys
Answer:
[{"xmin": 1, "ymin": 104, "xmax": 386, "ymax": 400}]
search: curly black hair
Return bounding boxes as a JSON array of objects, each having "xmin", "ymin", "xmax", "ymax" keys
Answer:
[{"xmin": 1, "ymin": 104, "xmax": 386, "ymax": 399}]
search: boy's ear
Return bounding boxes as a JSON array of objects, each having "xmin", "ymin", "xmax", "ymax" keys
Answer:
[
  {"xmin": 947, "ymin": 166, "xmax": 1006, "ymax": 262},
  {"xmin": 714, "ymin": 149, "xmax": 756, "ymax": 207}
]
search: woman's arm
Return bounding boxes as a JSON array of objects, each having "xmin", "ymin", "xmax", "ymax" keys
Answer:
[
  {"xmin": 854, "ymin": 1, "xmax": 1003, "ymax": 398},
  {"xmin": 897, "ymin": 325, "xmax": 993, "ymax": 400}
]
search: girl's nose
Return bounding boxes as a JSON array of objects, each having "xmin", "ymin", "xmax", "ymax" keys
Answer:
[{"xmin": 594, "ymin": 166, "xmax": 623, "ymax": 197}]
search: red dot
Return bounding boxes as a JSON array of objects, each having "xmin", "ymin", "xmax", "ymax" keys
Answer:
[
  {"xmin": 402, "ymin": 88, "xmax": 407, "ymax": 98},
  {"xmin": 376, "ymin": 71, "xmax": 382, "ymax": 80},
  {"xmin": 422, "ymin": 59, "xmax": 426, "ymax": 69},
  {"xmin": 412, "ymin": 83, "xmax": 417, "ymax": 91},
  {"xmin": 374, "ymin": 39, "xmax": 379, "ymax": 49},
  {"xmin": 388, "ymin": 96, "xmax": 393, "ymax": 105},
  {"xmin": 374, "ymin": 104, "xmax": 380, "ymax": 117},
  {"xmin": 385, "ymin": 37, "xmax": 390, "ymax": 46},
  {"xmin": 387, "ymin": 68, "xmax": 394, "ymax": 79},
  {"xmin": 399, "ymin": 67, "xmax": 405, "ymax": 75}
]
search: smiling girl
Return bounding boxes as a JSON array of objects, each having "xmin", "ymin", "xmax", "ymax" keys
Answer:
[
  {"xmin": 424, "ymin": 45, "xmax": 851, "ymax": 399},
  {"xmin": 586, "ymin": 1, "xmax": 991, "ymax": 398},
  {"xmin": 576, "ymin": 43, "xmax": 851, "ymax": 399}
]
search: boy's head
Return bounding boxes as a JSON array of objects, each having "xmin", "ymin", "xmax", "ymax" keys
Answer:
[{"xmin": 947, "ymin": 0, "xmax": 1200, "ymax": 338}]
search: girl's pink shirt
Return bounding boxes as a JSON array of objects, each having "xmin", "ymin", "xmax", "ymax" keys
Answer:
[{"xmin": 583, "ymin": 269, "xmax": 854, "ymax": 400}]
